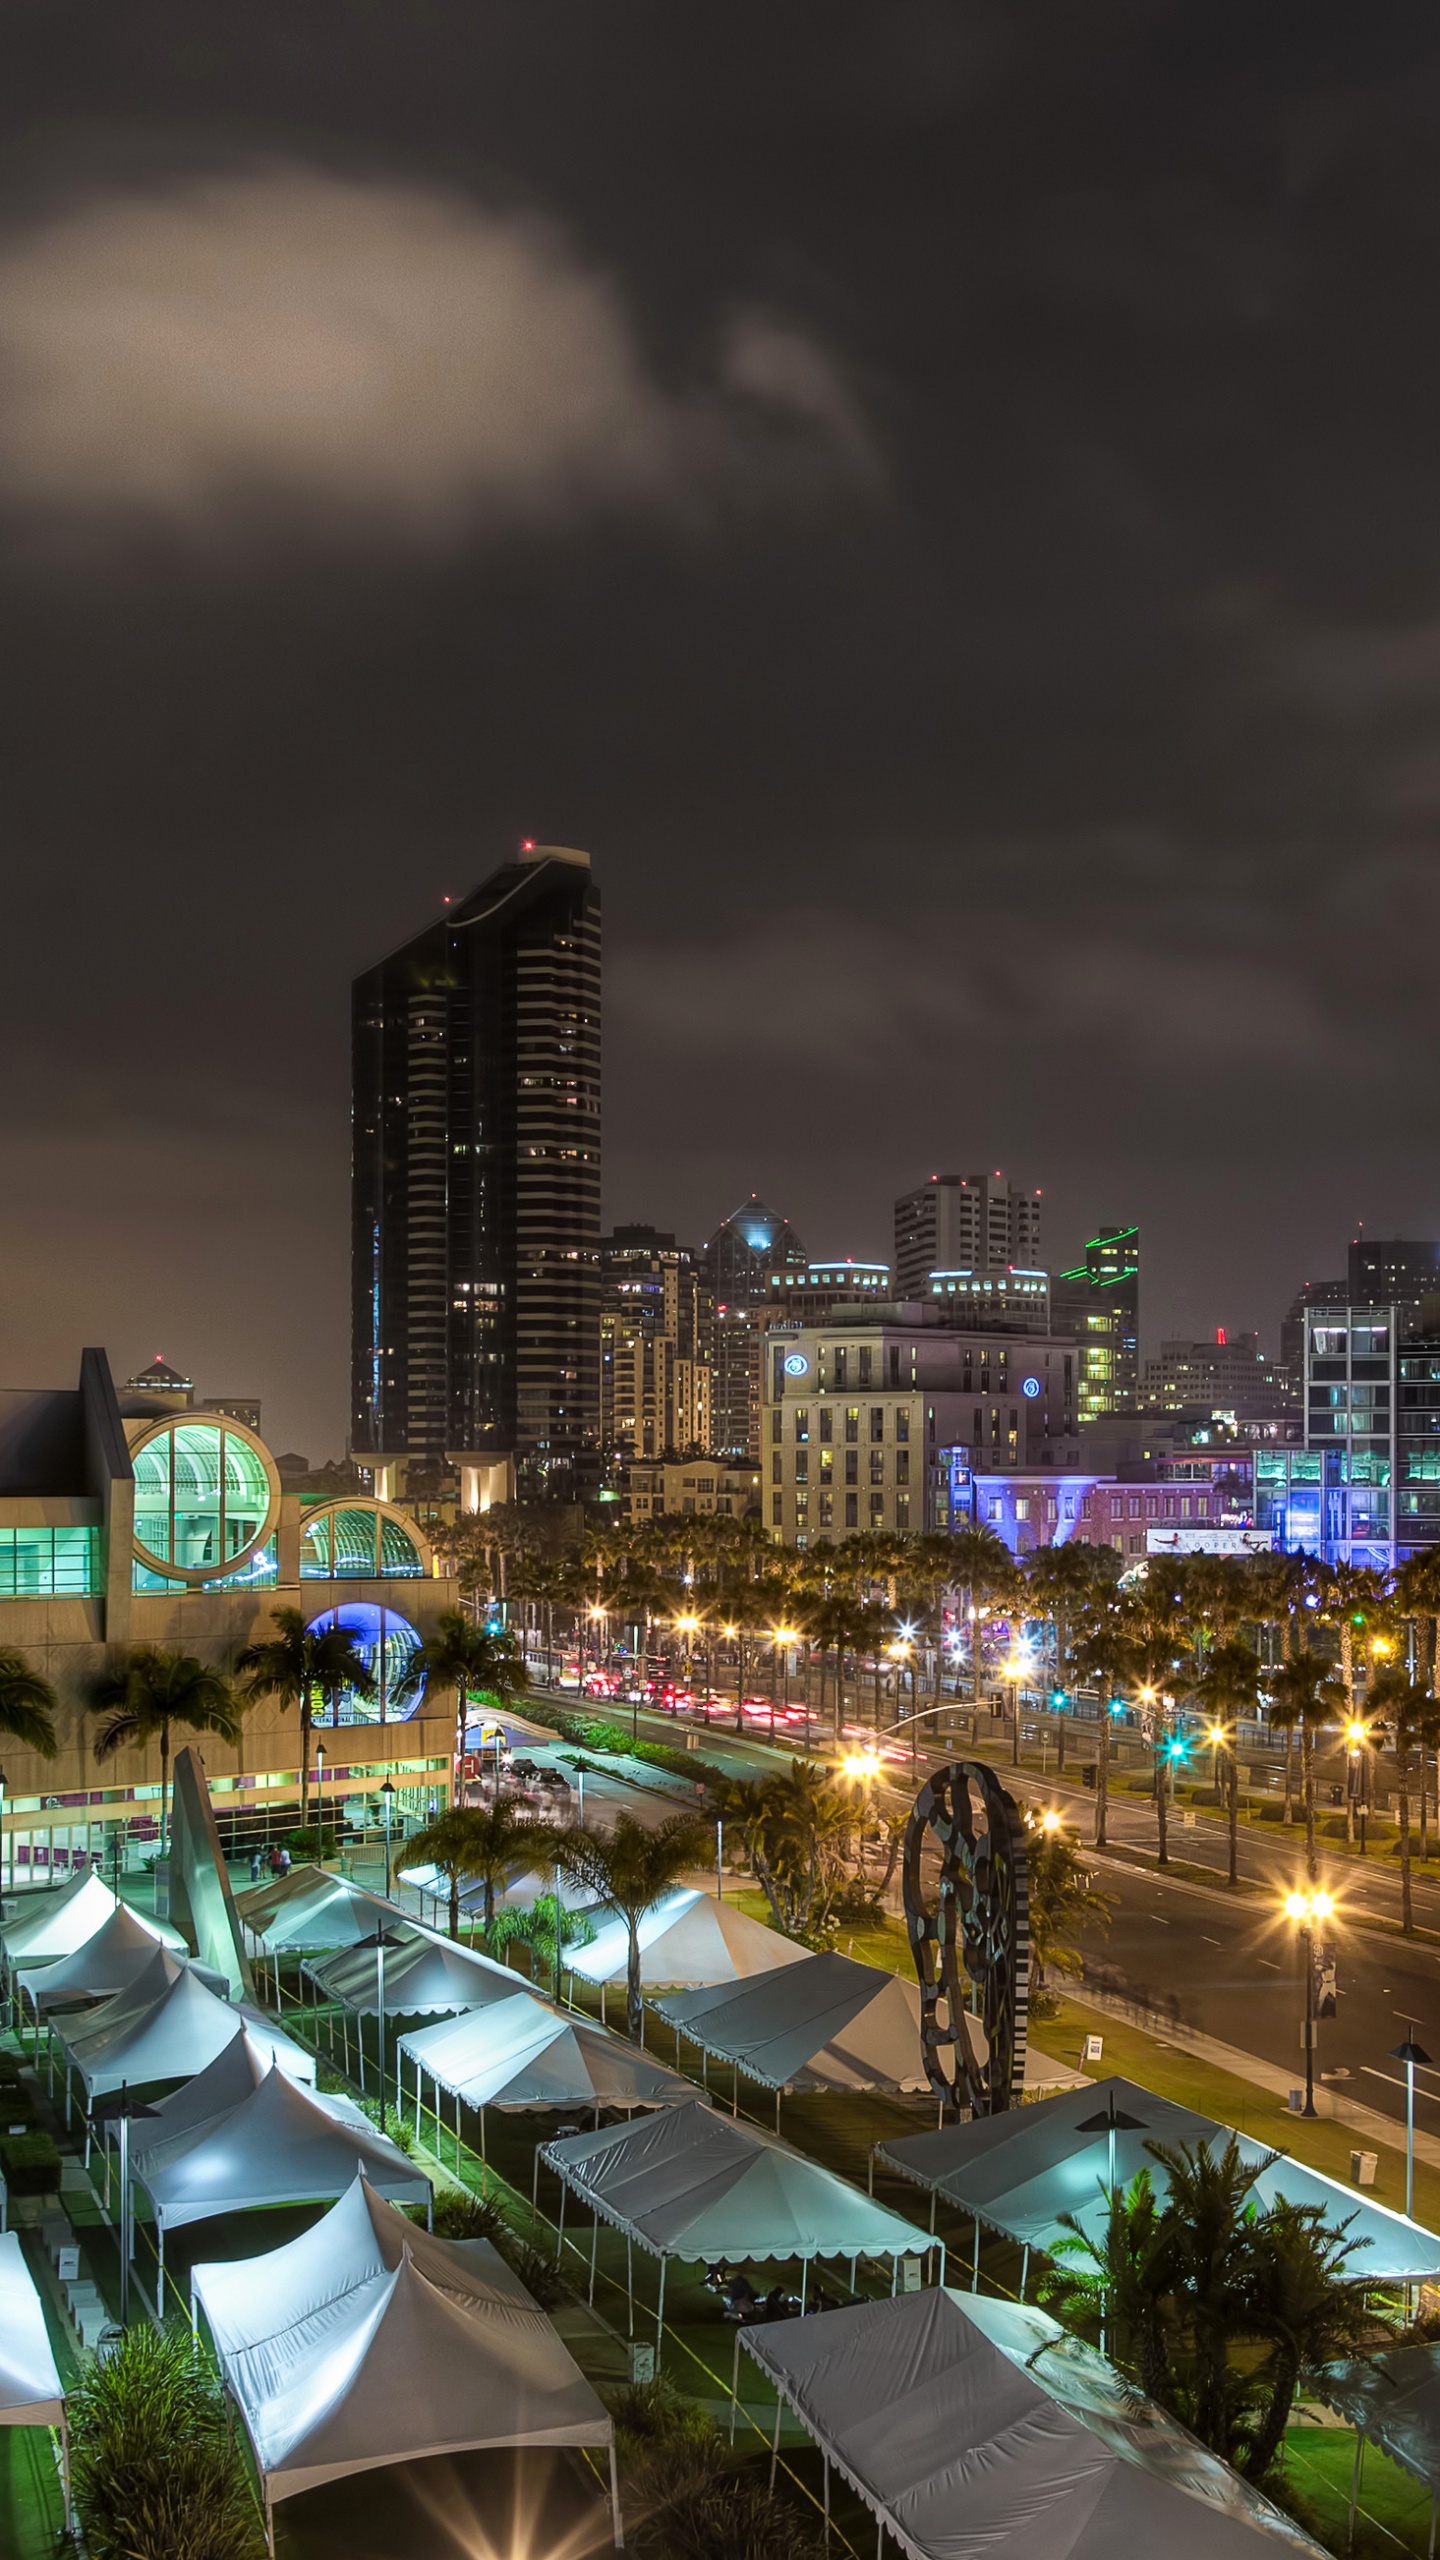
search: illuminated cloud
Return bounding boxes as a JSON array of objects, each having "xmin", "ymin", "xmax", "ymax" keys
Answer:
[{"xmin": 0, "ymin": 167, "xmax": 876, "ymax": 541}]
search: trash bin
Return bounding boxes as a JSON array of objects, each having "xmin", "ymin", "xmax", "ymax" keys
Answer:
[
  {"xmin": 1287, "ymin": 2089, "xmax": 1305, "ymax": 2114},
  {"xmin": 1350, "ymin": 2150, "xmax": 1378, "ymax": 2189}
]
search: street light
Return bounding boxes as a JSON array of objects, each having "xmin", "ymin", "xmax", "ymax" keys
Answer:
[
  {"xmin": 92, "ymin": 2083, "xmax": 160, "ymax": 2324},
  {"xmin": 1390, "ymin": 2024, "xmax": 1434, "ymax": 2221},
  {"xmin": 1345, "ymin": 1717, "xmax": 1371, "ymax": 1852},
  {"xmin": 0, "ymin": 1765, "xmax": 7, "ymax": 1917},
  {"xmin": 315, "ymin": 1743, "xmax": 326, "ymax": 1853},
  {"xmin": 1283, "ymin": 1888, "xmax": 1335, "ymax": 2118},
  {"xmin": 380, "ymin": 1778, "xmax": 395, "ymax": 1899},
  {"xmin": 771, "ymin": 1626, "xmax": 797, "ymax": 1737},
  {"xmin": 354, "ymin": 1924, "xmax": 406, "ymax": 2138}
]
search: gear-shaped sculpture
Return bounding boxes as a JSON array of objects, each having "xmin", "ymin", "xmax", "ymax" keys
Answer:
[{"xmin": 902, "ymin": 1759, "xmax": 1031, "ymax": 2117}]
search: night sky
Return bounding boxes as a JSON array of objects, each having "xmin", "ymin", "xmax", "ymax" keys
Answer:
[{"xmin": 2, "ymin": 4, "xmax": 1437, "ymax": 1459}]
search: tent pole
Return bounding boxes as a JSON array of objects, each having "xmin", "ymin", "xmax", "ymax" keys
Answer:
[
  {"xmin": 59, "ymin": 2411, "xmax": 72, "ymax": 2531},
  {"xmin": 589, "ymin": 2210, "xmax": 600, "ymax": 2305},
  {"xmin": 1348, "ymin": 2434, "xmax": 1363, "ymax": 2553},
  {"xmin": 556, "ymin": 2178, "xmax": 567, "ymax": 2266},
  {"xmin": 609, "ymin": 2439, "xmax": 625, "ymax": 2552},
  {"xmin": 849, "ymin": 2255, "xmax": 857, "ymax": 2293},
  {"xmin": 929, "ymin": 2189, "xmax": 937, "ymax": 2236},
  {"xmin": 532, "ymin": 2147, "xmax": 540, "ymax": 2228},
  {"xmin": 656, "ymin": 2254, "xmax": 667, "ymax": 2351},
  {"xmin": 867, "ymin": 2147, "xmax": 874, "ymax": 2197},
  {"xmin": 972, "ymin": 2220, "xmax": 980, "ymax": 2291},
  {"xmin": 1428, "ymin": 2490, "xmax": 1436, "ymax": 2560},
  {"xmin": 775, "ymin": 2090, "xmax": 781, "ymax": 2134},
  {"xmin": 939, "ymin": 2243, "xmax": 947, "ymax": 2287},
  {"xmin": 800, "ymin": 2260, "xmax": 808, "ymax": 2313},
  {"xmin": 1019, "ymin": 2246, "xmax": 1029, "ymax": 2303},
  {"xmin": 769, "ymin": 2393, "xmax": 783, "ymax": 2490},
  {"xmin": 414, "ymin": 2054, "xmax": 421, "ymax": 2141},
  {"xmin": 823, "ymin": 2453, "xmax": 830, "ymax": 2545},
  {"xmin": 891, "ymin": 2256, "xmax": 898, "ymax": 2297},
  {"xmin": 626, "ymin": 2233, "xmax": 634, "ymax": 2337},
  {"xmin": 730, "ymin": 2331, "xmax": 740, "ymax": 2442},
  {"xmin": 157, "ymin": 2220, "xmax": 165, "ymax": 2312}
]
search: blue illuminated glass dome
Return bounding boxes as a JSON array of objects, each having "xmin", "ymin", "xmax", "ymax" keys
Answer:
[{"xmin": 303, "ymin": 1603, "xmax": 425, "ymax": 1722}]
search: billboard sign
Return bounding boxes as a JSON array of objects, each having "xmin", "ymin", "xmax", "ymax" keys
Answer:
[{"xmin": 1146, "ymin": 1526, "xmax": 1274, "ymax": 1558}]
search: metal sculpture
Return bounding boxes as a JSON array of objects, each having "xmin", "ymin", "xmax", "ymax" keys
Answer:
[{"xmin": 902, "ymin": 1759, "xmax": 1030, "ymax": 2116}]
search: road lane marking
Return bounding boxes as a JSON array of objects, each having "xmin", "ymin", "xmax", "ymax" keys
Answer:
[
  {"xmin": 1200, "ymin": 1935, "xmax": 1222, "ymax": 1946},
  {"xmin": 1257, "ymin": 1958, "xmax": 1281, "ymax": 1969}
]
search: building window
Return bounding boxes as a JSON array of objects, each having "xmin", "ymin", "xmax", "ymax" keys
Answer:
[
  {"xmin": 895, "ymin": 1410, "xmax": 910, "ymax": 1443},
  {"xmin": 859, "ymin": 1348, "xmax": 873, "ymax": 1386},
  {"xmin": 896, "ymin": 1494, "xmax": 910, "ymax": 1529},
  {"xmin": 1128, "ymin": 1533, "xmax": 1144, "ymax": 1555},
  {"xmin": 819, "ymin": 1492, "xmax": 834, "ymax": 1528},
  {"xmin": 1082, "ymin": 1495, "xmax": 1092, "ymax": 1519},
  {"xmin": 1128, "ymin": 1496, "xmax": 1142, "ymax": 1520},
  {"xmin": 895, "ymin": 1449, "xmax": 910, "ymax": 1485},
  {"xmin": 772, "ymin": 1494, "xmax": 784, "ymax": 1526},
  {"xmin": 889, "ymin": 1346, "xmax": 901, "ymax": 1385},
  {"xmin": 845, "ymin": 1450, "xmax": 858, "ymax": 1486},
  {"xmin": 870, "ymin": 1449, "xmax": 885, "ymax": 1485},
  {"xmin": 870, "ymin": 1407, "xmax": 885, "ymax": 1442},
  {"xmin": 796, "ymin": 1493, "xmax": 809, "ymax": 1523},
  {"xmin": 845, "ymin": 1408, "xmax": 859, "ymax": 1443},
  {"xmin": 819, "ymin": 1408, "xmax": 833, "ymax": 1440},
  {"xmin": 794, "ymin": 1454, "xmax": 809, "ymax": 1484},
  {"xmin": 1015, "ymin": 1497, "xmax": 1029, "ymax": 1521},
  {"xmin": 794, "ymin": 1408, "xmax": 810, "ymax": 1442},
  {"xmin": 0, "ymin": 1526, "xmax": 102, "ymax": 1598},
  {"xmin": 1145, "ymin": 1495, "xmax": 1159, "ymax": 1519},
  {"xmin": 772, "ymin": 1453, "xmax": 783, "ymax": 1484},
  {"xmin": 834, "ymin": 1349, "xmax": 848, "ymax": 1387},
  {"xmin": 771, "ymin": 1410, "xmax": 783, "ymax": 1443},
  {"xmin": 870, "ymin": 1492, "xmax": 885, "ymax": 1521},
  {"xmin": 845, "ymin": 1493, "xmax": 859, "ymax": 1528},
  {"xmin": 819, "ymin": 1450, "xmax": 834, "ymax": 1485}
]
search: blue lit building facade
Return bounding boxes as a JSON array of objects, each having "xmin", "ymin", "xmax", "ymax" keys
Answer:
[{"xmin": 1253, "ymin": 1303, "xmax": 1440, "ymax": 1567}]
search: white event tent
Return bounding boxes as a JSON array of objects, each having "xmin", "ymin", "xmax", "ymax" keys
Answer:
[
  {"xmin": 400, "ymin": 1991, "xmax": 696, "ymax": 2146},
  {"xmin": 56, "ymin": 1951, "xmax": 315, "ymax": 2101},
  {"xmin": 1, "ymin": 1870, "xmax": 187, "ymax": 1969},
  {"xmin": 235, "ymin": 1868, "xmax": 395, "ymax": 1956},
  {"xmin": 652, "ymin": 1950, "xmax": 931, "ymax": 2102},
  {"xmin": 133, "ymin": 2062, "xmax": 430, "ymax": 2294},
  {"xmin": 16, "ymin": 1901, "xmax": 185, "ymax": 2014},
  {"xmin": 305, "ymin": 1929, "xmax": 523, "ymax": 2018},
  {"xmin": 742, "ymin": 2287, "xmax": 1326, "ymax": 2560},
  {"xmin": 1321, "ymin": 2340, "xmax": 1440, "ymax": 2519},
  {"xmin": 567, "ymin": 1887, "xmax": 808, "ymax": 2003},
  {"xmin": 541, "ymin": 2098, "xmax": 928, "ymax": 2334},
  {"xmin": 139, "ymin": 2029, "xmax": 338, "ymax": 2151},
  {"xmin": 877, "ymin": 2074, "xmax": 1440, "ymax": 2284},
  {"xmin": 0, "ymin": 2230, "xmax": 69, "ymax": 2522},
  {"xmin": 192, "ymin": 2174, "xmax": 618, "ymax": 2548}
]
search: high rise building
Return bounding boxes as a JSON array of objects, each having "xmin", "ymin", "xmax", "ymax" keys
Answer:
[
  {"xmin": 351, "ymin": 844, "xmax": 601, "ymax": 1507},
  {"xmin": 1349, "ymin": 1235, "xmax": 1440, "ymax": 1306},
  {"xmin": 599, "ymin": 1226, "xmax": 710, "ymax": 1465},
  {"xmin": 1052, "ymin": 1225, "xmax": 1140, "ymax": 1419},
  {"xmin": 1141, "ymin": 1330, "xmax": 1292, "ymax": 1418},
  {"xmin": 701, "ymin": 1195, "xmax": 807, "ymax": 1460},
  {"xmin": 893, "ymin": 1172, "xmax": 1042, "ymax": 1299}
]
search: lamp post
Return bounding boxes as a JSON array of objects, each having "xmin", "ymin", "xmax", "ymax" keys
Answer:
[
  {"xmin": 1283, "ymin": 1888, "xmax": 1335, "ymax": 2118},
  {"xmin": 0, "ymin": 1765, "xmax": 7, "ymax": 1918},
  {"xmin": 380, "ymin": 1778, "xmax": 395, "ymax": 1899},
  {"xmin": 1390, "ymin": 2024, "xmax": 1434, "ymax": 2221},
  {"xmin": 315, "ymin": 1743, "xmax": 326, "ymax": 1854},
  {"xmin": 770, "ymin": 1627, "xmax": 797, "ymax": 1739},
  {"xmin": 1076, "ymin": 2093, "xmax": 1148, "ymax": 2354},
  {"xmin": 1345, "ymin": 1718, "xmax": 1370, "ymax": 1855},
  {"xmin": 675, "ymin": 1614, "xmax": 701, "ymax": 1710},
  {"xmin": 722, "ymin": 1623, "xmax": 739, "ymax": 1732},
  {"xmin": 355, "ymin": 1924, "xmax": 406, "ymax": 2138}
]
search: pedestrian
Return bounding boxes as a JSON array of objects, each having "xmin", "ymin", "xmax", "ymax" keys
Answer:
[
  {"xmin": 249, "ymin": 1848, "xmax": 263, "ymax": 1884},
  {"xmin": 269, "ymin": 1844, "xmax": 284, "ymax": 1879},
  {"xmin": 278, "ymin": 1843, "xmax": 292, "ymax": 1876}
]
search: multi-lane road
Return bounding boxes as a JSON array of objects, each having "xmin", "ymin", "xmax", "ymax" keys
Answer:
[{"xmin": 529, "ymin": 1684, "xmax": 1440, "ymax": 2145}]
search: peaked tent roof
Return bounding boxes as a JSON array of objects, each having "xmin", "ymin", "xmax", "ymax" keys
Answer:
[
  {"xmin": 193, "ymin": 2176, "xmax": 611, "ymax": 2506},
  {"xmin": 877, "ymin": 2074, "xmax": 1440, "ymax": 2283},
  {"xmin": 235, "ymin": 1869, "xmax": 397, "ymax": 1954},
  {"xmin": 305, "ymin": 1929, "xmax": 525, "ymax": 2017},
  {"xmin": 140, "ymin": 2030, "xmax": 341, "ymax": 2153},
  {"xmin": 0, "ymin": 2232, "xmax": 65, "ymax": 2428},
  {"xmin": 742, "ymin": 2287, "xmax": 1324, "ymax": 2560},
  {"xmin": 17, "ymin": 1901, "xmax": 185, "ymax": 2011},
  {"xmin": 135, "ymin": 2060, "xmax": 430, "ymax": 2232},
  {"xmin": 1320, "ymin": 2342, "xmax": 1440, "ymax": 2491},
  {"xmin": 2, "ymin": 1873, "xmax": 184, "ymax": 1969},
  {"xmin": 401, "ymin": 1994, "xmax": 697, "ymax": 2114},
  {"xmin": 56, "ymin": 1955, "xmax": 315, "ymax": 2100},
  {"xmin": 569, "ymin": 1887, "xmax": 810, "ymax": 1991},
  {"xmin": 652, "ymin": 1950, "xmax": 930, "ymax": 2093},
  {"xmin": 542, "ymin": 2097, "xmax": 927, "ymax": 2265}
]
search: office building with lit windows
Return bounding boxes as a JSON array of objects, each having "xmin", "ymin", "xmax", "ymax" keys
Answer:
[
  {"xmin": 1254, "ymin": 1302, "xmax": 1440, "ymax": 1567},
  {"xmin": 351, "ymin": 844, "xmax": 601, "ymax": 1508},
  {"xmin": 893, "ymin": 1172, "xmax": 1041, "ymax": 1300},
  {"xmin": 1052, "ymin": 1225, "xmax": 1140, "ymax": 1417},
  {"xmin": 701, "ymin": 1195, "xmax": 807, "ymax": 1460},
  {"xmin": 761, "ymin": 1304, "xmax": 1078, "ymax": 1546},
  {"xmin": 0, "ymin": 1350, "xmax": 461, "ymax": 1880},
  {"xmin": 599, "ymin": 1226, "xmax": 711, "ymax": 1465}
]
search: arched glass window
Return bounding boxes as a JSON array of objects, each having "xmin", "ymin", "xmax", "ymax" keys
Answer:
[
  {"xmin": 303, "ymin": 1603, "xmax": 424, "ymax": 1722},
  {"xmin": 131, "ymin": 1420, "xmax": 276, "ymax": 1586},
  {"xmin": 299, "ymin": 1504, "xmax": 427, "ymax": 1579}
]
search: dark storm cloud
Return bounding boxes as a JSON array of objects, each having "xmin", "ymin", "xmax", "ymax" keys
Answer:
[{"xmin": 2, "ymin": 1, "xmax": 1440, "ymax": 1450}]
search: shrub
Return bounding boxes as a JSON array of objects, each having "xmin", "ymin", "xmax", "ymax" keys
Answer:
[
  {"xmin": 610, "ymin": 2372, "xmax": 715, "ymax": 2455},
  {"xmin": 284, "ymin": 1824, "xmax": 338, "ymax": 1860},
  {"xmin": 505, "ymin": 2239, "xmax": 568, "ymax": 2308},
  {"xmin": 69, "ymin": 2325, "xmax": 265, "ymax": 2560},
  {"xmin": 0, "ymin": 2081, "xmax": 37, "ymax": 2124},
  {"xmin": 629, "ymin": 2450, "xmax": 825, "ymax": 2560},
  {"xmin": 431, "ymin": 2185, "xmax": 509, "ymax": 2246},
  {"xmin": 1, "ymin": 2129, "xmax": 60, "ymax": 2194}
]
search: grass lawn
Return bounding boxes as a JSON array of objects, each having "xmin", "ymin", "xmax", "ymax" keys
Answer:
[{"xmin": 1283, "ymin": 2426, "xmax": 1436, "ymax": 2559}]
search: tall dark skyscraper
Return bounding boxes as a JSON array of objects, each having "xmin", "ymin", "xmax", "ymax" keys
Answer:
[{"xmin": 351, "ymin": 845, "xmax": 601, "ymax": 1503}]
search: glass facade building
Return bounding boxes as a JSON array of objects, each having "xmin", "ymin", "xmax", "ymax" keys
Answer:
[
  {"xmin": 351, "ymin": 846, "xmax": 601, "ymax": 1498},
  {"xmin": 130, "ymin": 1418, "xmax": 277, "ymax": 1586},
  {"xmin": 1250, "ymin": 1303, "xmax": 1440, "ymax": 1566},
  {"xmin": 0, "ymin": 1527, "xmax": 101, "ymax": 1597}
]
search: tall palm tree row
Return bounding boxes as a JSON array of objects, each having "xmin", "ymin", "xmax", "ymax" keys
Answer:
[
  {"xmin": 0, "ymin": 1646, "xmax": 60, "ymax": 1759},
  {"xmin": 86, "ymin": 1649, "xmax": 244, "ymax": 1856},
  {"xmin": 398, "ymin": 1609, "xmax": 529, "ymax": 1769}
]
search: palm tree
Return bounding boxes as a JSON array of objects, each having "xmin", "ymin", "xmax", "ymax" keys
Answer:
[
  {"xmin": 1195, "ymin": 1637, "xmax": 1263, "ymax": 1887},
  {"xmin": 1267, "ymin": 1648, "xmax": 1343, "ymax": 1880},
  {"xmin": 1069, "ymin": 1620, "xmax": 1136, "ymax": 1849},
  {"xmin": 400, "ymin": 1800, "xmax": 548, "ymax": 1941},
  {"xmin": 1024, "ymin": 1817, "xmax": 1115, "ymax": 2005},
  {"xmin": 552, "ymin": 1810, "xmax": 712, "ymax": 2040},
  {"xmin": 87, "ymin": 1649, "xmax": 243, "ymax": 1855},
  {"xmin": 235, "ymin": 1607, "xmax": 376, "ymax": 1826},
  {"xmin": 1238, "ymin": 2197, "xmax": 1375, "ymax": 2483},
  {"xmin": 399, "ymin": 1610, "xmax": 529, "ymax": 1770},
  {"xmin": 1024, "ymin": 1541, "xmax": 1107, "ymax": 1707},
  {"xmin": 0, "ymin": 1646, "xmax": 59, "ymax": 1759},
  {"xmin": 1366, "ymin": 1668, "xmax": 1438, "ymax": 1932}
]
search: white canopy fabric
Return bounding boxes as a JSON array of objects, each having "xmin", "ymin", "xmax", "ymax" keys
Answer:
[
  {"xmin": 0, "ymin": 2231, "xmax": 65, "ymax": 2429},
  {"xmin": 305, "ymin": 1930, "xmax": 524, "ymax": 2017},
  {"xmin": 193, "ymin": 2175, "xmax": 613, "ymax": 2508},
  {"xmin": 1320, "ymin": 2343, "xmax": 1440, "ymax": 2492},
  {"xmin": 568, "ymin": 1887, "xmax": 809, "ymax": 1991},
  {"xmin": 653, "ymin": 1950, "xmax": 930, "ymax": 2094},
  {"xmin": 56, "ymin": 1954, "xmax": 316, "ymax": 2100},
  {"xmin": 5, "ymin": 1875, "xmax": 185, "ymax": 1974},
  {"xmin": 235, "ymin": 1869, "xmax": 395, "ymax": 1954},
  {"xmin": 543, "ymin": 2097, "xmax": 927, "ymax": 2265},
  {"xmin": 134, "ymin": 2060, "xmax": 430, "ymax": 2232},
  {"xmin": 742, "ymin": 2288, "xmax": 1325, "ymax": 2560},
  {"xmin": 17, "ymin": 1902, "xmax": 184, "ymax": 2012},
  {"xmin": 399, "ymin": 1863, "xmax": 602, "ymax": 1921},
  {"xmin": 140, "ymin": 2031, "xmax": 346, "ymax": 2153},
  {"xmin": 877, "ymin": 2075, "xmax": 1440, "ymax": 2284},
  {"xmin": 400, "ymin": 1994, "xmax": 697, "ymax": 2115}
]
